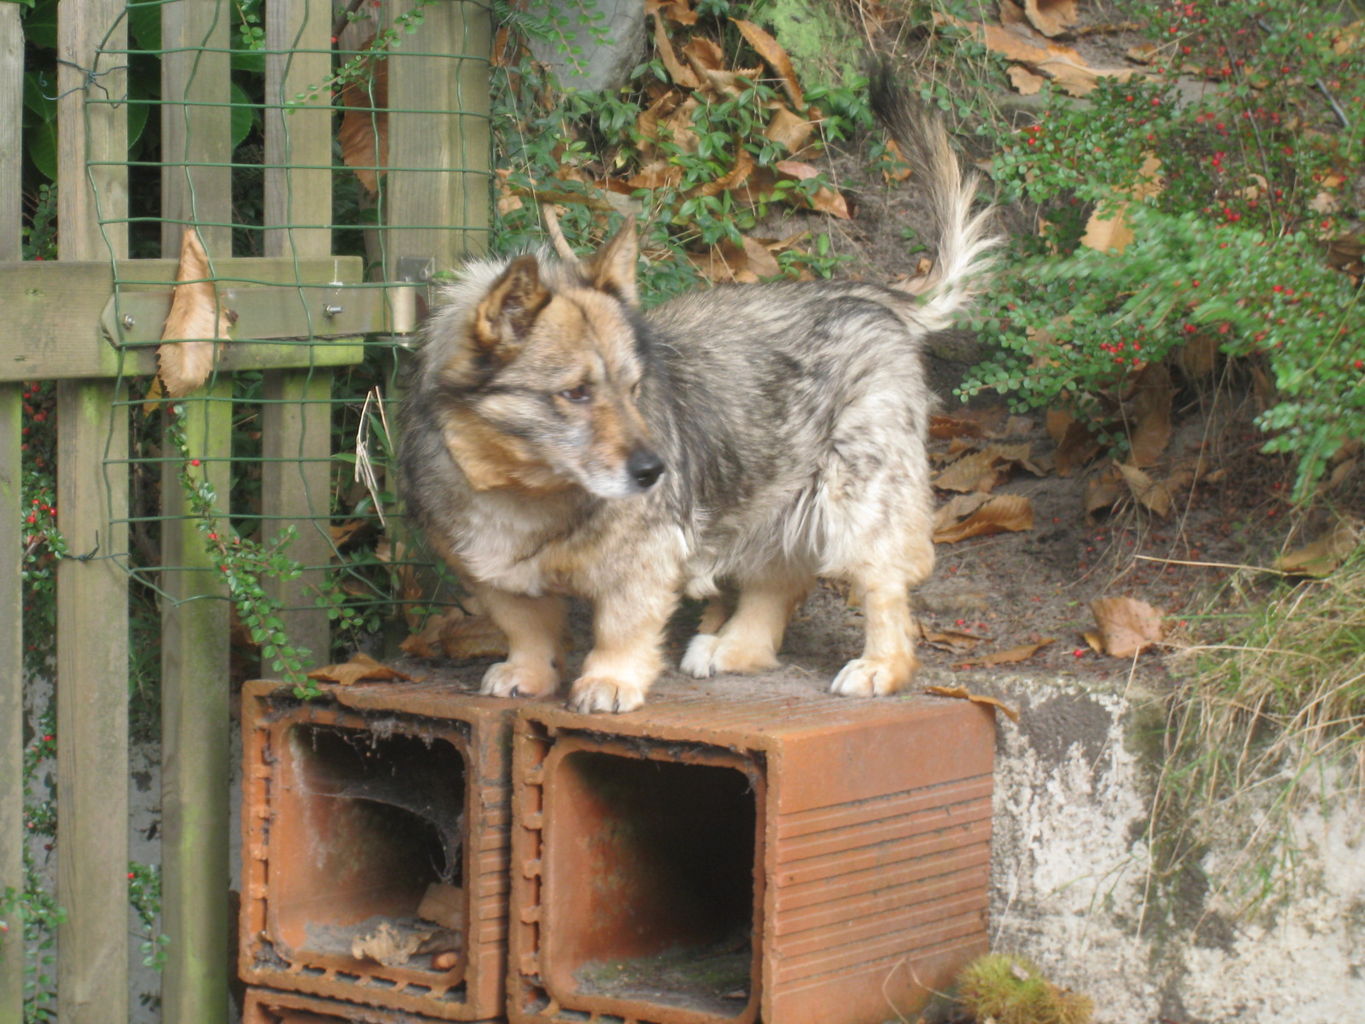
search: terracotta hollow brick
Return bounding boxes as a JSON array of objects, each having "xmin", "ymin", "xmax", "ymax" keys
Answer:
[
  {"xmin": 239, "ymin": 679, "xmax": 516, "ymax": 1021},
  {"xmin": 243, "ymin": 985, "xmax": 446, "ymax": 1023},
  {"xmin": 509, "ymin": 690, "xmax": 995, "ymax": 1024}
]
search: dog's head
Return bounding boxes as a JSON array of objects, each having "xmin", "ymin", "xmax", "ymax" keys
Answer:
[{"xmin": 416, "ymin": 219, "xmax": 665, "ymax": 500}]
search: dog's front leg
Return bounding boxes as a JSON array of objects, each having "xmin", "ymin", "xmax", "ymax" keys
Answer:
[
  {"xmin": 568, "ymin": 584, "xmax": 676, "ymax": 714},
  {"xmin": 473, "ymin": 584, "xmax": 568, "ymax": 699}
]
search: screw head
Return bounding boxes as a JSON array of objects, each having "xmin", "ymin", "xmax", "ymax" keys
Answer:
[{"xmin": 122, "ymin": 313, "xmax": 136, "ymax": 329}]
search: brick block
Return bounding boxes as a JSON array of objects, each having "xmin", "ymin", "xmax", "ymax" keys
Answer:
[
  {"xmin": 509, "ymin": 690, "xmax": 995, "ymax": 1024},
  {"xmin": 243, "ymin": 985, "xmax": 444, "ymax": 1023},
  {"xmin": 239, "ymin": 679, "xmax": 515, "ymax": 1021}
]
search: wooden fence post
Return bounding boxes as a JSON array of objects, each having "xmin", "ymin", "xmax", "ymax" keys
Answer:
[
  {"xmin": 158, "ymin": 2, "xmax": 233, "ymax": 1020},
  {"xmin": 54, "ymin": 2, "xmax": 130, "ymax": 1022},
  {"xmin": 262, "ymin": 0, "xmax": 334, "ymax": 666},
  {"xmin": 0, "ymin": 5, "xmax": 26, "ymax": 1019},
  {"xmin": 386, "ymin": 0, "xmax": 493, "ymax": 276}
]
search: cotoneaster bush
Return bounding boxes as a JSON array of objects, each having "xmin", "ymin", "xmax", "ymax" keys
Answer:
[{"xmin": 956, "ymin": 0, "xmax": 1363, "ymax": 499}]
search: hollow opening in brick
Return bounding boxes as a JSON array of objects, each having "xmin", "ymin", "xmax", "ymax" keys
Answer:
[
  {"xmin": 545, "ymin": 751, "xmax": 758, "ymax": 1018},
  {"xmin": 268, "ymin": 723, "xmax": 467, "ymax": 974}
]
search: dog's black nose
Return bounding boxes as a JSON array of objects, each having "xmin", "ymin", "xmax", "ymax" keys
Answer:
[{"xmin": 627, "ymin": 448, "xmax": 665, "ymax": 490}]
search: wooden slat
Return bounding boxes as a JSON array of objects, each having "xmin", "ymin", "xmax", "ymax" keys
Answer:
[
  {"xmin": 385, "ymin": 0, "xmax": 494, "ymax": 275},
  {"xmin": 158, "ymin": 3, "xmax": 232, "ymax": 1020},
  {"xmin": 55, "ymin": 1, "xmax": 130, "ymax": 1021},
  {"xmin": 0, "ymin": 3, "xmax": 24, "ymax": 1018},
  {"xmin": 0, "ymin": 258, "xmax": 373, "ymax": 382},
  {"xmin": 262, "ymin": 0, "xmax": 335, "ymax": 663},
  {"xmin": 158, "ymin": 386, "xmax": 232, "ymax": 1024}
]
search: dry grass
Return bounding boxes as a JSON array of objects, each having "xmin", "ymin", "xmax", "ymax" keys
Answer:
[{"xmin": 1152, "ymin": 533, "xmax": 1365, "ymax": 913}]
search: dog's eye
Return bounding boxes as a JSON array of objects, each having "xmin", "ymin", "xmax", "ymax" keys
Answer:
[{"xmin": 558, "ymin": 383, "xmax": 592, "ymax": 403}]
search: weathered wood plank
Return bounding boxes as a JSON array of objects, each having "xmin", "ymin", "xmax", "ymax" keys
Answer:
[
  {"xmin": 0, "ymin": 3, "xmax": 26, "ymax": 1017},
  {"xmin": 158, "ymin": 386, "xmax": 232, "ymax": 1024},
  {"xmin": 0, "ymin": 258, "xmax": 374, "ymax": 381},
  {"xmin": 262, "ymin": 0, "xmax": 336, "ymax": 663},
  {"xmin": 160, "ymin": 0, "xmax": 231, "ymax": 256},
  {"xmin": 158, "ymin": 3, "xmax": 233, "ymax": 1019},
  {"xmin": 56, "ymin": 0, "xmax": 129, "ymax": 1019},
  {"xmin": 385, "ymin": 0, "xmax": 494, "ymax": 276},
  {"xmin": 54, "ymin": 379, "xmax": 131, "ymax": 1024}
]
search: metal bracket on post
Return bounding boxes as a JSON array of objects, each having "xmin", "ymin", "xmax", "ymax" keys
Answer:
[{"xmin": 388, "ymin": 256, "xmax": 435, "ymax": 343}]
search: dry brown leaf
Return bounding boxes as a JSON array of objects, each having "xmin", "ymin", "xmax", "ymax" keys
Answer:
[
  {"xmin": 307, "ymin": 652, "xmax": 420, "ymax": 687},
  {"xmin": 338, "ymin": 55, "xmax": 387, "ymax": 195},
  {"xmin": 1008, "ymin": 65, "xmax": 1048, "ymax": 94},
  {"xmin": 765, "ymin": 106, "xmax": 814, "ymax": 154},
  {"xmin": 934, "ymin": 443, "xmax": 1042, "ymax": 493},
  {"xmin": 1024, "ymin": 0, "xmax": 1079, "ymax": 38},
  {"xmin": 880, "ymin": 137, "xmax": 914, "ymax": 183},
  {"xmin": 1053, "ymin": 416, "xmax": 1102, "ymax": 476},
  {"xmin": 931, "ymin": 413, "xmax": 987, "ymax": 440},
  {"xmin": 999, "ymin": 0, "xmax": 1029, "ymax": 28},
  {"xmin": 952, "ymin": 638, "xmax": 1056, "ymax": 670},
  {"xmin": 923, "ymin": 628, "xmax": 985, "ymax": 651},
  {"xmin": 418, "ymin": 883, "xmax": 466, "ymax": 930},
  {"xmin": 646, "ymin": 0, "xmax": 698, "ymax": 26},
  {"xmin": 1084, "ymin": 464, "xmax": 1124, "ymax": 516},
  {"xmin": 809, "ymin": 185, "xmax": 850, "ymax": 219},
  {"xmin": 400, "ymin": 608, "xmax": 508, "ymax": 660},
  {"xmin": 1116, "ymin": 462, "xmax": 1173, "ymax": 517},
  {"xmin": 626, "ymin": 159, "xmax": 685, "ymax": 191},
  {"xmin": 158, "ymin": 228, "xmax": 232, "ymax": 399},
  {"xmin": 934, "ymin": 494, "xmax": 1034, "ymax": 544},
  {"xmin": 925, "ymin": 685, "xmax": 1021, "ymax": 723},
  {"xmin": 935, "ymin": 12, "xmax": 1137, "ymax": 96},
  {"xmin": 1080, "ymin": 154, "xmax": 1163, "ymax": 253},
  {"xmin": 1273, "ymin": 519, "xmax": 1362, "ymax": 577},
  {"xmin": 329, "ymin": 519, "xmax": 371, "ymax": 550},
  {"xmin": 691, "ymin": 146, "xmax": 755, "ymax": 198},
  {"xmin": 934, "ymin": 449, "xmax": 1007, "ymax": 493},
  {"xmin": 1090, "ymin": 596, "xmax": 1164, "ymax": 658},
  {"xmin": 1128, "ymin": 362, "xmax": 1173, "ymax": 466},
  {"xmin": 681, "ymin": 33, "xmax": 725, "ymax": 73},
  {"xmin": 650, "ymin": 10, "xmax": 700, "ymax": 88},
  {"xmin": 732, "ymin": 18, "xmax": 804, "ymax": 108}
]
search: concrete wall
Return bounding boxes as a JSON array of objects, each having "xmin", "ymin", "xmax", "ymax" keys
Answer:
[{"xmin": 985, "ymin": 673, "xmax": 1365, "ymax": 1023}]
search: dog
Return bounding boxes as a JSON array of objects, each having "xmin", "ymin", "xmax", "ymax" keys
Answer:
[{"xmin": 398, "ymin": 69, "xmax": 998, "ymax": 713}]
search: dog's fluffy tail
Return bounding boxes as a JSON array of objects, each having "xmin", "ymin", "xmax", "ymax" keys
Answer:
[{"xmin": 870, "ymin": 64, "xmax": 999, "ymax": 333}]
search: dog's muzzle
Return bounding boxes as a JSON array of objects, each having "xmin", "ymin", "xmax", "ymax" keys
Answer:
[{"xmin": 627, "ymin": 447, "xmax": 665, "ymax": 491}]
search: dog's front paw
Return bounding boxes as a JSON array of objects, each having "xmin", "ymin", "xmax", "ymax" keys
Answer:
[
  {"xmin": 480, "ymin": 660, "xmax": 560, "ymax": 700},
  {"xmin": 567, "ymin": 676, "xmax": 645, "ymax": 714},
  {"xmin": 829, "ymin": 655, "xmax": 917, "ymax": 697}
]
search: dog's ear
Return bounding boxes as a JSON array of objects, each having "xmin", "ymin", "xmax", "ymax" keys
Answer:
[
  {"xmin": 473, "ymin": 255, "xmax": 551, "ymax": 358},
  {"xmin": 585, "ymin": 216, "xmax": 639, "ymax": 306}
]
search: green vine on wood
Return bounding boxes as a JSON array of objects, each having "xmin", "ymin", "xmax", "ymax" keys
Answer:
[{"xmin": 166, "ymin": 407, "xmax": 319, "ymax": 697}]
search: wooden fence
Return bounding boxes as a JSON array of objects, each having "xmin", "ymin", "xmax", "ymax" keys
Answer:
[{"xmin": 0, "ymin": 2, "xmax": 491, "ymax": 1021}]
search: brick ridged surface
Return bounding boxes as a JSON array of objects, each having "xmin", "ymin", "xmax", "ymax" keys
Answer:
[
  {"xmin": 239, "ymin": 679, "xmax": 515, "ymax": 1021},
  {"xmin": 510, "ymin": 688, "xmax": 995, "ymax": 1024},
  {"xmin": 243, "ymin": 984, "xmax": 445, "ymax": 1022}
]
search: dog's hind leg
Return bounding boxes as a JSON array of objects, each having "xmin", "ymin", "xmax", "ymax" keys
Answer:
[
  {"xmin": 681, "ymin": 570, "xmax": 813, "ymax": 678},
  {"xmin": 829, "ymin": 532, "xmax": 934, "ymax": 698},
  {"xmin": 475, "ymin": 586, "xmax": 568, "ymax": 699}
]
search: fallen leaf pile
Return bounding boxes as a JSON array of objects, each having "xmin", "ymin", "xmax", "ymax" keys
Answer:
[
  {"xmin": 933, "ymin": 1, "xmax": 1144, "ymax": 98},
  {"xmin": 486, "ymin": 0, "xmax": 863, "ymax": 283}
]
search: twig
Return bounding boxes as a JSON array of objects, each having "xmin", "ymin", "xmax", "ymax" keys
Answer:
[{"xmin": 1134, "ymin": 553, "xmax": 1290, "ymax": 575}]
